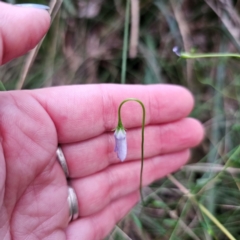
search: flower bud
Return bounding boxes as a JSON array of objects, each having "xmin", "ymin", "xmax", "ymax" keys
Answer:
[{"xmin": 114, "ymin": 128, "xmax": 127, "ymax": 161}]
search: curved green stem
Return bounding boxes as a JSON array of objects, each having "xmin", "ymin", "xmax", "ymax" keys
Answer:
[
  {"xmin": 180, "ymin": 52, "xmax": 240, "ymax": 59},
  {"xmin": 118, "ymin": 98, "xmax": 146, "ymax": 203}
]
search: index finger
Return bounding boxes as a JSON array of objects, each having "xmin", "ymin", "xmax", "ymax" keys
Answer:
[{"xmin": 32, "ymin": 84, "xmax": 194, "ymax": 143}]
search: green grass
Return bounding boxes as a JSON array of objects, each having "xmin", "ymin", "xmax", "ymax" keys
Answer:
[{"xmin": 2, "ymin": 0, "xmax": 240, "ymax": 239}]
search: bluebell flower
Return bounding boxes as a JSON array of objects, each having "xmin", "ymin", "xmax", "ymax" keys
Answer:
[{"xmin": 114, "ymin": 128, "xmax": 127, "ymax": 161}]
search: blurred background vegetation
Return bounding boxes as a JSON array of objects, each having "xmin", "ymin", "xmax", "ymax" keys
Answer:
[{"xmin": 2, "ymin": 0, "xmax": 240, "ymax": 239}]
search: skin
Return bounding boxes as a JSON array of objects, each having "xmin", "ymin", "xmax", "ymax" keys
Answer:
[{"xmin": 0, "ymin": 2, "xmax": 204, "ymax": 240}]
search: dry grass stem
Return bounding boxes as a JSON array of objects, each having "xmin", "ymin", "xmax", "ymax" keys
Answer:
[
  {"xmin": 167, "ymin": 174, "xmax": 190, "ymax": 195},
  {"xmin": 182, "ymin": 163, "xmax": 240, "ymax": 174},
  {"xmin": 170, "ymin": 0, "xmax": 193, "ymax": 89},
  {"xmin": 129, "ymin": 0, "xmax": 139, "ymax": 58},
  {"xmin": 110, "ymin": 225, "xmax": 132, "ymax": 240},
  {"xmin": 205, "ymin": 0, "xmax": 240, "ymax": 48},
  {"xmin": 168, "ymin": 175, "xmax": 236, "ymax": 240}
]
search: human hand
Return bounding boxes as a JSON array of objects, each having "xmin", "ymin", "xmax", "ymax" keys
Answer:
[{"xmin": 0, "ymin": 3, "xmax": 204, "ymax": 239}]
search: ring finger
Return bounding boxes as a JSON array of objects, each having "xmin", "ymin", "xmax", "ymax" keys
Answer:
[{"xmin": 70, "ymin": 149, "xmax": 190, "ymax": 217}]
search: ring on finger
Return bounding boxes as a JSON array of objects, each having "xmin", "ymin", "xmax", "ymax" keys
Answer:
[
  {"xmin": 68, "ymin": 185, "xmax": 79, "ymax": 222},
  {"xmin": 56, "ymin": 146, "xmax": 70, "ymax": 178}
]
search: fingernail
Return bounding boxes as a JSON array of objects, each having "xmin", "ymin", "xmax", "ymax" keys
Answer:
[{"xmin": 15, "ymin": 3, "xmax": 50, "ymax": 10}]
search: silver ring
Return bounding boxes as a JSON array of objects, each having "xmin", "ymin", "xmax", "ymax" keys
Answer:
[
  {"xmin": 68, "ymin": 186, "xmax": 79, "ymax": 222},
  {"xmin": 56, "ymin": 146, "xmax": 69, "ymax": 178}
]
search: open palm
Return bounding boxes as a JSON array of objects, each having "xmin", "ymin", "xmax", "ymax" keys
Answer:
[{"xmin": 0, "ymin": 3, "xmax": 204, "ymax": 240}]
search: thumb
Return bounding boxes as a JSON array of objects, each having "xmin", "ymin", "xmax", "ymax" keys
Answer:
[{"xmin": 0, "ymin": 2, "xmax": 50, "ymax": 65}]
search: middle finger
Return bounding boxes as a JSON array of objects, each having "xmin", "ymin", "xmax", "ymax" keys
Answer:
[{"xmin": 62, "ymin": 118, "xmax": 203, "ymax": 178}]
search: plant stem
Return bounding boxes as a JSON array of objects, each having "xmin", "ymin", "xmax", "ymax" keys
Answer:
[
  {"xmin": 180, "ymin": 52, "xmax": 240, "ymax": 59},
  {"xmin": 121, "ymin": 0, "xmax": 130, "ymax": 84},
  {"xmin": 118, "ymin": 98, "xmax": 146, "ymax": 203},
  {"xmin": 197, "ymin": 203, "xmax": 236, "ymax": 240},
  {"xmin": 0, "ymin": 81, "xmax": 6, "ymax": 91}
]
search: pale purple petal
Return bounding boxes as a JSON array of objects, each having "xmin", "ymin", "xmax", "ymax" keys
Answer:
[
  {"xmin": 114, "ymin": 128, "xmax": 127, "ymax": 162},
  {"xmin": 172, "ymin": 46, "xmax": 181, "ymax": 56}
]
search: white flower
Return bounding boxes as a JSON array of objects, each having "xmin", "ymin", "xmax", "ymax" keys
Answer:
[{"xmin": 114, "ymin": 128, "xmax": 127, "ymax": 162}]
